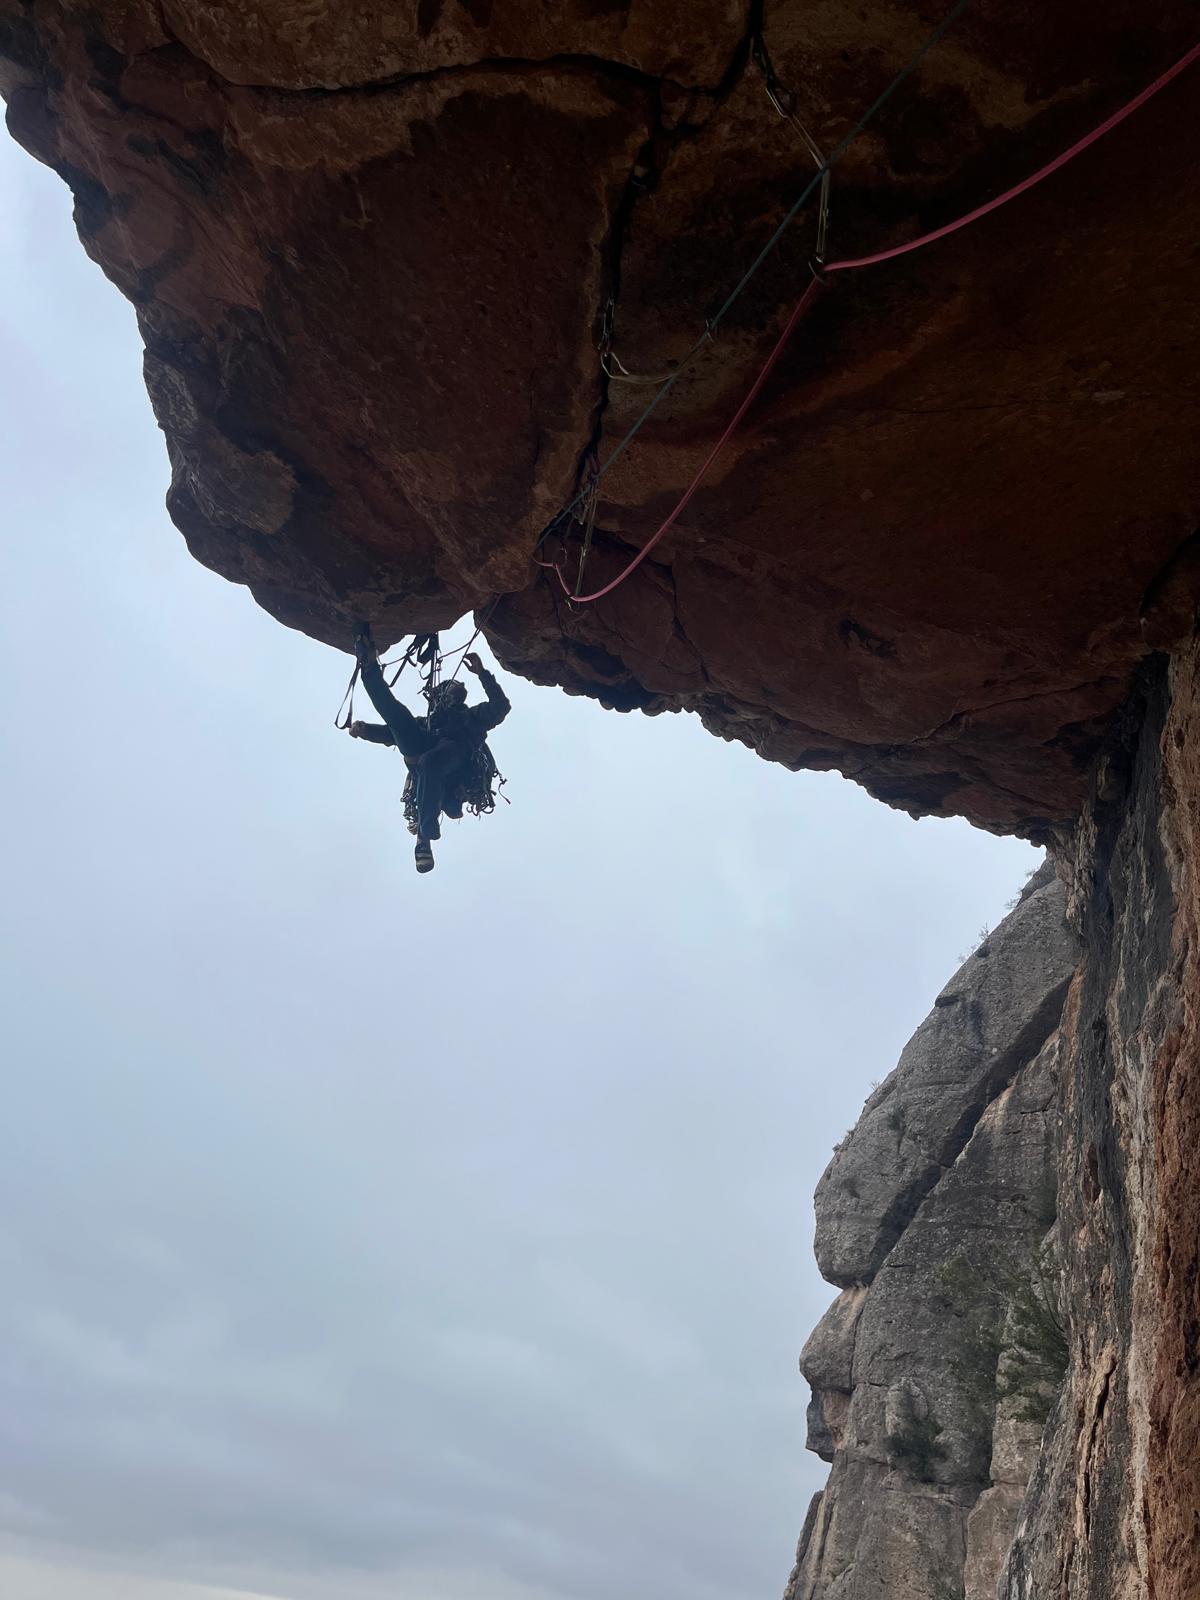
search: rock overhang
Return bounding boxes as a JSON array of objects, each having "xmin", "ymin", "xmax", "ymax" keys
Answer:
[{"xmin": 3, "ymin": 0, "xmax": 1198, "ymax": 835}]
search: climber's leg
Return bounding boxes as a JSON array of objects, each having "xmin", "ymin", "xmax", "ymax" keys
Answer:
[{"xmin": 412, "ymin": 742, "xmax": 462, "ymax": 843}]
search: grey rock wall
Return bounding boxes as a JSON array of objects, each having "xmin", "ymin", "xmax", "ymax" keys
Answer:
[{"xmin": 787, "ymin": 866, "xmax": 1076, "ymax": 1600}]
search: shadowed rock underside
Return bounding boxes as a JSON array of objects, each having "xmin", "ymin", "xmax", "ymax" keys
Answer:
[{"xmin": 3, "ymin": 1, "xmax": 1199, "ymax": 834}]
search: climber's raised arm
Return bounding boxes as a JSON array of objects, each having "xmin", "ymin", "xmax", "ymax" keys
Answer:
[
  {"xmin": 353, "ymin": 623, "xmax": 430, "ymax": 757},
  {"xmin": 464, "ymin": 652, "xmax": 510, "ymax": 732}
]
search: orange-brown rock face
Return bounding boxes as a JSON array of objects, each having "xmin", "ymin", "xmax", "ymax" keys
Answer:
[
  {"xmin": 3, "ymin": 2, "xmax": 1198, "ymax": 835},
  {"xmin": 994, "ymin": 642, "xmax": 1200, "ymax": 1600},
  {"xmin": 1146, "ymin": 657, "xmax": 1200, "ymax": 1600}
]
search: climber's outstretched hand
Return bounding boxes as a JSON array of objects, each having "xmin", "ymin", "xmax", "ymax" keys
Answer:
[{"xmin": 463, "ymin": 652, "xmax": 484, "ymax": 676}]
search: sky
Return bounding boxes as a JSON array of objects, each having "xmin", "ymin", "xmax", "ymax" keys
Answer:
[{"xmin": 0, "ymin": 125, "xmax": 1038, "ymax": 1600}]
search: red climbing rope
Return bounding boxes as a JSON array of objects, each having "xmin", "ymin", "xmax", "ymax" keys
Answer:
[
  {"xmin": 826, "ymin": 40, "xmax": 1200, "ymax": 274},
  {"xmin": 545, "ymin": 38, "xmax": 1198, "ymax": 610},
  {"xmin": 543, "ymin": 278, "xmax": 823, "ymax": 604}
]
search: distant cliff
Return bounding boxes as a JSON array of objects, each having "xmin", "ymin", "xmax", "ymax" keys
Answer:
[{"xmin": 786, "ymin": 861, "xmax": 1076, "ymax": 1600}]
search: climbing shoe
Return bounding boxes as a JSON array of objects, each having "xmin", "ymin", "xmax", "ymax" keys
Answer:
[{"xmin": 414, "ymin": 841, "xmax": 435, "ymax": 874}]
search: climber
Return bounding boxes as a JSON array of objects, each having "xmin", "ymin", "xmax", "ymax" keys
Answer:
[{"xmin": 348, "ymin": 623, "xmax": 510, "ymax": 874}]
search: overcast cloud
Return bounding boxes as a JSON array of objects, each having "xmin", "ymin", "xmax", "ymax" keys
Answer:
[{"xmin": 0, "ymin": 129, "xmax": 1037, "ymax": 1600}]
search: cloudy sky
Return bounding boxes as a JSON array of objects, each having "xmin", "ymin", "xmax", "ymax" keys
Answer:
[{"xmin": 0, "ymin": 126, "xmax": 1037, "ymax": 1600}]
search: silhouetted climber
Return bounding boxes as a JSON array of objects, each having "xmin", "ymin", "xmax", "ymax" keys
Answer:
[{"xmin": 349, "ymin": 623, "xmax": 510, "ymax": 873}]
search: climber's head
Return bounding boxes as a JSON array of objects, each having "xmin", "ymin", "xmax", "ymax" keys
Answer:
[{"xmin": 428, "ymin": 679, "xmax": 467, "ymax": 712}]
